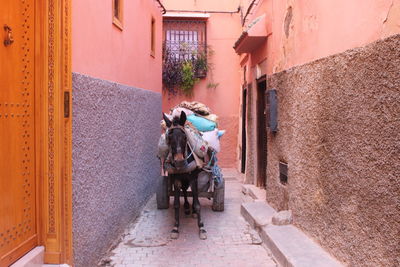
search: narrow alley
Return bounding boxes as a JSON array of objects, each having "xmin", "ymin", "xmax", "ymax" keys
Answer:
[
  {"xmin": 1, "ymin": 0, "xmax": 399, "ymax": 266},
  {"xmin": 101, "ymin": 169, "xmax": 277, "ymax": 267}
]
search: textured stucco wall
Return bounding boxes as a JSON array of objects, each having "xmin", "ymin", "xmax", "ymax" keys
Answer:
[
  {"xmin": 72, "ymin": 73, "xmax": 161, "ymax": 267},
  {"xmin": 266, "ymin": 34, "xmax": 400, "ymax": 266}
]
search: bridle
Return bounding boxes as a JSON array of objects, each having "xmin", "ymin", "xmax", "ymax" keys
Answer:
[{"xmin": 166, "ymin": 126, "xmax": 194, "ymax": 165}]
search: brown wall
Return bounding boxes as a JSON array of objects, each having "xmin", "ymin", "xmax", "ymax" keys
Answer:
[{"xmin": 266, "ymin": 34, "xmax": 400, "ymax": 266}]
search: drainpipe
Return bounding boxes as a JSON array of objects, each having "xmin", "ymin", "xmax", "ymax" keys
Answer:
[
  {"xmin": 242, "ymin": 0, "xmax": 257, "ymax": 26},
  {"xmin": 156, "ymin": 0, "xmax": 167, "ymax": 14}
]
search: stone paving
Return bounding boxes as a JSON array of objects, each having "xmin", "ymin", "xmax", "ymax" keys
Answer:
[{"xmin": 100, "ymin": 170, "xmax": 277, "ymax": 267}]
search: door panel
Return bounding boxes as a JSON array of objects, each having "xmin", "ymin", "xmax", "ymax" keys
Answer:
[
  {"xmin": 256, "ymin": 79, "xmax": 267, "ymax": 188},
  {"xmin": 0, "ymin": 0, "xmax": 37, "ymax": 265},
  {"xmin": 241, "ymin": 87, "xmax": 247, "ymax": 174}
]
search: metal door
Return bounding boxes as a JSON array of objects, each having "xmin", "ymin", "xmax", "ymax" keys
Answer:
[{"xmin": 0, "ymin": 0, "xmax": 37, "ymax": 265}]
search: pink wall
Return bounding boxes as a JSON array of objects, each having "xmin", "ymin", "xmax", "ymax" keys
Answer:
[
  {"xmin": 240, "ymin": 0, "xmax": 400, "ymax": 76},
  {"xmin": 161, "ymin": 0, "xmax": 243, "ymax": 167},
  {"xmin": 72, "ymin": 0, "xmax": 163, "ymax": 92},
  {"xmin": 163, "ymin": 0, "xmax": 241, "ymax": 11}
]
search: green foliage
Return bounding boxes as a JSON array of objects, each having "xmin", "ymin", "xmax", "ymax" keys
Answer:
[
  {"xmin": 162, "ymin": 44, "xmax": 218, "ymax": 96},
  {"xmin": 194, "ymin": 52, "xmax": 208, "ymax": 78},
  {"xmin": 181, "ymin": 61, "xmax": 198, "ymax": 96},
  {"xmin": 206, "ymin": 82, "xmax": 219, "ymax": 89}
]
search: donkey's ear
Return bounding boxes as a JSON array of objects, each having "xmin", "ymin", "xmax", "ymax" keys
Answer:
[
  {"xmin": 179, "ymin": 111, "xmax": 187, "ymax": 126},
  {"xmin": 163, "ymin": 113, "xmax": 172, "ymax": 128}
]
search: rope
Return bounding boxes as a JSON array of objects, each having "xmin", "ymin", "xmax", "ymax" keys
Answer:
[{"xmin": 203, "ymin": 151, "xmax": 223, "ymax": 186}]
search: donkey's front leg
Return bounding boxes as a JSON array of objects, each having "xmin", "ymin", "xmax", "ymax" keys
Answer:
[
  {"xmin": 191, "ymin": 179, "xmax": 207, "ymax": 240},
  {"xmin": 171, "ymin": 177, "xmax": 181, "ymax": 239},
  {"xmin": 182, "ymin": 186, "xmax": 191, "ymax": 216}
]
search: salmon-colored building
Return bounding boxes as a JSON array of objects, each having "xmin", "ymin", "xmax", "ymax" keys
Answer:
[
  {"xmin": 71, "ymin": 0, "xmax": 165, "ymax": 266},
  {"xmin": 161, "ymin": 0, "xmax": 242, "ymax": 168},
  {"xmin": 2, "ymin": 0, "xmax": 399, "ymax": 266},
  {"xmin": 234, "ymin": 0, "xmax": 400, "ymax": 266}
]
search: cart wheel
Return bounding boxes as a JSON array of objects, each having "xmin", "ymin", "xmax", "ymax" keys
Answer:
[
  {"xmin": 212, "ymin": 179, "xmax": 225, "ymax": 211},
  {"xmin": 157, "ymin": 176, "xmax": 169, "ymax": 209}
]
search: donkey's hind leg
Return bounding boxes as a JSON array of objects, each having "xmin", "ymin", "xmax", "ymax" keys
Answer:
[
  {"xmin": 191, "ymin": 179, "xmax": 207, "ymax": 240},
  {"xmin": 171, "ymin": 177, "xmax": 181, "ymax": 239}
]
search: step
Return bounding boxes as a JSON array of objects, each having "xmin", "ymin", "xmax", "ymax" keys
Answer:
[
  {"xmin": 260, "ymin": 225, "xmax": 343, "ymax": 267},
  {"xmin": 10, "ymin": 246, "xmax": 44, "ymax": 267},
  {"xmin": 10, "ymin": 246, "xmax": 70, "ymax": 267},
  {"xmin": 241, "ymin": 201, "xmax": 276, "ymax": 228},
  {"xmin": 241, "ymin": 184, "xmax": 266, "ymax": 201}
]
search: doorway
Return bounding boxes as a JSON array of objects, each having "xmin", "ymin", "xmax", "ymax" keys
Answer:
[
  {"xmin": 256, "ymin": 77, "xmax": 267, "ymax": 188},
  {"xmin": 241, "ymin": 87, "xmax": 247, "ymax": 173},
  {"xmin": 0, "ymin": 0, "xmax": 38, "ymax": 265},
  {"xmin": 0, "ymin": 0, "xmax": 73, "ymax": 265}
]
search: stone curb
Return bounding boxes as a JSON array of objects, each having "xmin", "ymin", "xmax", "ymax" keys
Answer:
[{"xmin": 241, "ymin": 187, "xmax": 343, "ymax": 267}]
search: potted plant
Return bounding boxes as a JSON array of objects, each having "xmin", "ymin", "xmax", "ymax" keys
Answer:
[{"xmin": 194, "ymin": 52, "xmax": 208, "ymax": 78}]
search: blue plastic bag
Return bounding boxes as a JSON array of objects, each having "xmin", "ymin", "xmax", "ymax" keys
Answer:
[{"xmin": 187, "ymin": 114, "xmax": 216, "ymax": 132}]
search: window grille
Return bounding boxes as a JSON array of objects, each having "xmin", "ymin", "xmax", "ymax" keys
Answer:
[
  {"xmin": 163, "ymin": 20, "xmax": 207, "ymax": 78},
  {"xmin": 163, "ymin": 20, "xmax": 207, "ymax": 60}
]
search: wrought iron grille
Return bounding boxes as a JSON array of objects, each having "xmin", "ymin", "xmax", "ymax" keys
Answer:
[{"xmin": 163, "ymin": 20, "xmax": 207, "ymax": 61}]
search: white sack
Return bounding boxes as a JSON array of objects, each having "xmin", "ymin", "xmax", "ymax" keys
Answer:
[
  {"xmin": 172, "ymin": 107, "xmax": 194, "ymax": 118},
  {"xmin": 184, "ymin": 125, "xmax": 208, "ymax": 158},
  {"xmin": 157, "ymin": 133, "xmax": 169, "ymax": 159},
  {"xmin": 202, "ymin": 129, "xmax": 221, "ymax": 153}
]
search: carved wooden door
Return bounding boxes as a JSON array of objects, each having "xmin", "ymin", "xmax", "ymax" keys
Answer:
[{"xmin": 0, "ymin": 0, "xmax": 37, "ymax": 265}]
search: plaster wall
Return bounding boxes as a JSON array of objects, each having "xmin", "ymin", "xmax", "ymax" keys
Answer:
[
  {"xmin": 162, "ymin": 0, "xmax": 241, "ymax": 11},
  {"xmin": 266, "ymin": 35, "xmax": 400, "ymax": 267},
  {"xmin": 72, "ymin": 73, "xmax": 161, "ymax": 267},
  {"xmin": 72, "ymin": 0, "xmax": 163, "ymax": 93},
  {"xmin": 239, "ymin": 0, "xmax": 400, "ymax": 78},
  {"xmin": 161, "ymin": 1, "xmax": 243, "ymax": 168}
]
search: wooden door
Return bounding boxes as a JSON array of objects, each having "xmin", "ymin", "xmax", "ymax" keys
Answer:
[
  {"xmin": 256, "ymin": 78, "xmax": 267, "ymax": 188},
  {"xmin": 241, "ymin": 87, "xmax": 247, "ymax": 174},
  {"xmin": 0, "ymin": 0, "xmax": 37, "ymax": 265}
]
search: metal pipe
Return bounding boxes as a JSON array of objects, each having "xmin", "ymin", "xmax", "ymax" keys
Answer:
[
  {"xmin": 242, "ymin": 0, "xmax": 257, "ymax": 26},
  {"xmin": 165, "ymin": 7, "xmax": 241, "ymax": 14},
  {"xmin": 156, "ymin": 0, "xmax": 167, "ymax": 14}
]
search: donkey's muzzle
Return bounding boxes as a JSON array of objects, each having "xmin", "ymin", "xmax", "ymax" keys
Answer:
[{"xmin": 174, "ymin": 159, "xmax": 188, "ymax": 169}]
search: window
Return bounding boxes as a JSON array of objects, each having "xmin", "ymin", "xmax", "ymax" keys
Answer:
[
  {"xmin": 163, "ymin": 19, "xmax": 207, "ymax": 77},
  {"xmin": 112, "ymin": 0, "xmax": 123, "ymax": 30},
  {"xmin": 279, "ymin": 161, "xmax": 288, "ymax": 185},
  {"xmin": 164, "ymin": 20, "xmax": 206, "ymax": 60},
  {"xmin": 151, "ymin": 18, "xmax": 156, "ymax": 57}
]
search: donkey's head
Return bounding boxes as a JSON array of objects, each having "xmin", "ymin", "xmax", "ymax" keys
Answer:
[{"xmin": 163, "ymin": 111, "xmax": 187, "ymax": 168}]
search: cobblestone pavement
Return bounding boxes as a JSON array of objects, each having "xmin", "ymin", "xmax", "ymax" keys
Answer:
[{"xmin": 101, "ymin": 170, "xmax": 277, "ymax": 267}]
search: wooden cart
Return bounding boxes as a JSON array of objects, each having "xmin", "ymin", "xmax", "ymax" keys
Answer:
[{"xmin": 156, "ymin": 171, "xmax": 225, "ymax": 211}]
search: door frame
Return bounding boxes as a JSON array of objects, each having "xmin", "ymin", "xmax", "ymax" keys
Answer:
[{"xmin": 35, "ymin": 0, "xmax": 72, "ymax": 264}]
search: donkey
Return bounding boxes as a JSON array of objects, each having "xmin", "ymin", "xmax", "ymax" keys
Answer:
[{"xmin": 163, "ymin": 111, "xmax": 207, "ymax": 240}]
